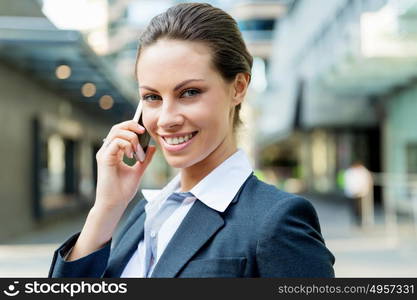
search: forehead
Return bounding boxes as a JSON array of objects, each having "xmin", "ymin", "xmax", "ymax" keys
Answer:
[{"xmin": 136, "ymin": 39, "xmax": 217, "ymax": 84}]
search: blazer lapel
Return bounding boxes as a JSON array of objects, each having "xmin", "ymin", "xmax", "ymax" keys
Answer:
[
  {"xmin": 150, "ymin": 199, "xmax": 224, "ymax": 277},
  {"xmin": 103, "ymin": 202, "xmax": 147, "ymax": 277}
]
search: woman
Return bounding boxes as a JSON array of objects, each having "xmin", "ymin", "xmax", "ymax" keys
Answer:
[{"xmin": 49, "ymin": 2, "xmax": 335, "ymax": 278}]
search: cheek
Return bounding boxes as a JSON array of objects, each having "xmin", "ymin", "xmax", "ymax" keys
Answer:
[
  {"xmin": 199, "ymin": 91, "xmax": 231, "ymax": 118},
  {"xmin": 193, "ymin": 104, "xmax": 230, "ymax": 134},
  {"xmin": 209, "ymin": 96, "xmax": 233, "ymax": 124},
  {"xmin": 142, "ymin": 110, "xmax": 157, "ymax": 133}
]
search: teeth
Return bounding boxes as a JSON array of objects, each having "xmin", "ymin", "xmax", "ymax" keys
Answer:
[{"xmin": 165, "ymin": 133, "xmax": 194, "ymax": 145}]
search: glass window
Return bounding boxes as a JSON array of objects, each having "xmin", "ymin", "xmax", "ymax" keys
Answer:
[{"xmin": 33, "ymin": 117, "xmax": 86, "ymax": 218}]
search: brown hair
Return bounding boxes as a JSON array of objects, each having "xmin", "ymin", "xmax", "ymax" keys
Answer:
[{"xmin": 135, "ymin": 2, "xmax": 253, "ymax": 131}]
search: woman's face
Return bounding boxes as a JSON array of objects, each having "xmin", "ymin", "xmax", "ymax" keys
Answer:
[{"xmin": 136, "ymin": 39, "xmax": 239, "ymax": 169}]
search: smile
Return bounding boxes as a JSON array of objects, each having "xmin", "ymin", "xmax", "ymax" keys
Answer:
[
  {"xmin": 160, "ymin": 131, "xmax": 198, "ymax": 152},
  {"xmin": 163, "ymin": 131, "xmax": 198, "ymax": 145}
]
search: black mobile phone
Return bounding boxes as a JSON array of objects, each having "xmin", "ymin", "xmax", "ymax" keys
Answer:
[
  {"xmin": 138, "ymin": 113, "xmax": 151, "ymax": 153},
  {"xmin": 133, "ymin": 100, "xmax": 151, "ymax": 159}
]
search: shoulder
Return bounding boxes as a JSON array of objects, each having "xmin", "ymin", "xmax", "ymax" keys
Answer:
[
  {"xmin": 238, "ymin": 174, "xmax": 317, "ymax": 215},
  {"xmin": 245, "ymin": 177, "xmax": 335, "ymax": 277},
  {"xmin": 234, "ymin": 175, "xmax": 321, "ymax": 236}
]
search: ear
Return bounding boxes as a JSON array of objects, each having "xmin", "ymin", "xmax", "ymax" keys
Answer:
[{"xmin": 231, "ymin": 73, "xmax": 250, "ymax": 106}]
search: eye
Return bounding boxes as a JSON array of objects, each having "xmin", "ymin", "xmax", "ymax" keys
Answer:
[
  {"xmin": 142, "ymin": 94, "xmax": 162, "ymax": 102},
  {"xmin": 180, "ymin": 88, "xmax": 201, "ymax": 98}
]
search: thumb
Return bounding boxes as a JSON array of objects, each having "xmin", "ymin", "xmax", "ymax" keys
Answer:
[
  {"xmin": 145, "ymin": 145, "xmax": 157, "ymax": 164},
  {"xmin": 133, "ymin": 145, "xmax": 157, "ymax": 171}
]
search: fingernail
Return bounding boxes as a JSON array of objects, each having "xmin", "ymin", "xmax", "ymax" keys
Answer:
[
  {"xmin": 137, "ymin": 123, "xmax": 144, "ymax": 130},
  {"xmin": 136, "ymin": 144, "xmax": 145, "ymax": 162}
]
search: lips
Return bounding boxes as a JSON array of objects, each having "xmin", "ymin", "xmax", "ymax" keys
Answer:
[
  {"xmin": 162, "ymin": 131, "xmax": 198, "ymax": 145},
  {"xmin": 160, "ymin": 131, "xmax": 198, "ymax": 152}
]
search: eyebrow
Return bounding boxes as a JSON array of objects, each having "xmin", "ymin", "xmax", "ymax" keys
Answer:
[{"xmin": 139, "ymin": 79, "xmax": 205, "ymax": 93}]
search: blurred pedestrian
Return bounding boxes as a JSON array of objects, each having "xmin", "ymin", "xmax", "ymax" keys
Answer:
[
  {"xmin": 48, "ymin": 2, "xmax": 334, "ymax": 278},
  {"xmin": 344, "ymin": 161, "xmax": 374, "ymax": 227}
]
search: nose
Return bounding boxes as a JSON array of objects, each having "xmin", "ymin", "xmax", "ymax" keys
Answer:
[{"xmin": 157, "ymin": 100, "xmax": 184, "ymax": 130}]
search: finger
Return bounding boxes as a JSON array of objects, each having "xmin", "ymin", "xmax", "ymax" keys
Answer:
[
  {"xmin": 106, "ymin": 129, "xmax": 140, "ymax": 152},
  {"xmin": 109, "ymin": 120, "xmax": 145, "ymax": 136},
  {"xmin": 143, "ymin": 145, "xmax": 157, "ymax": 165},
  {"xmin": 104, "ymin": 137, "xmax": 135, "ymax": 160},
  {"xmin": 133, "ymin": 145, "xmax": 157, "ymax": 170},
  {"xmin": 135, "ymin": 143, "xmax": 146, "ymax": 162},
  {"xmin": 135, "ymin": 145, "xmax": 156, "ymax": 166}
]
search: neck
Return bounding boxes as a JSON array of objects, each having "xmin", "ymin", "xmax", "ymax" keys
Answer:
[{"xmin": 179, "ymin": 134, "xmax": 237, "ymax": 192}]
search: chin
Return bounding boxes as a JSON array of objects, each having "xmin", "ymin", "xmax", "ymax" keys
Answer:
[
  {"xmin": 163, "ymin": 148, "xmax": 208, "ymax": 169},
  {"xmin": 165, "ymin": 156, "xmax": 196, "ymax": 169}
]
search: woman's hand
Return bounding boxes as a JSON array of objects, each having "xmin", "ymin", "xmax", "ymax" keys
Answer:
[
  {"xmin": 95, "ymin": 120, "xmax": 157, "ymax": 212},
  {"xmin": 66, "ymin": 120, "xmax": 156, "ymax": 262}
]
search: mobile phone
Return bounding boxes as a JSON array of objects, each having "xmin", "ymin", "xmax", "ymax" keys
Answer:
[
  {"xmin": 138, "ymin": 112, "xmax": 151, "ymax": 153},
  {"xmin": 133, "ymin": 100, "xmax": 151, "ymax": 161}
]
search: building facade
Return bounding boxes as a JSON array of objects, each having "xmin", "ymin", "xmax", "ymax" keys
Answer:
[
  {"xmin": 261, "ymin": 0, "xmax": 417, "ymax": 214},
  {"xmin": 0, "ymin": 0, "xmax": 140, "ymax": 241}
]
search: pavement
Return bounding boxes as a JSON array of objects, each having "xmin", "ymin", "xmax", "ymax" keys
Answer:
[
  {"xmin": 306, "ymin": 193, "xmax": 417, "ymax": 277},
  {"xmin": 1, "ymin": 194, "xmax": 417, "ymax": 277},
  {"xmin": 0, "ymin": 213, "xmax": 86, "ymax": 277}
]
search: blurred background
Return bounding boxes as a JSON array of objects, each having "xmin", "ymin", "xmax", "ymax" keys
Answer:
[{"xmin": 1, "ymin": 0, "xmax": 417, "ymax": 277}]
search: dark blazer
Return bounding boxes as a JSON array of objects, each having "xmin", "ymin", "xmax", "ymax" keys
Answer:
[{"xmin": 48, "ymin": 174, "xmax": 335, "ymax": 278}]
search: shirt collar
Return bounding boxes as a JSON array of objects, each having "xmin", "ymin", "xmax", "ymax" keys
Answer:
[{"xmin": 141, "ymin": 148, "xmax": 253, "ymax": 213}]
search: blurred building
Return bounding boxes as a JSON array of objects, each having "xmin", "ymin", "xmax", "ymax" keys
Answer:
[
  {"xmin": 259, "ymin": 0, "xmax": 417, "ymax": 214},
  {"xmin": 229, "ymin": 0, "xmax": 291, "ymax": 164},
  {"xmin": 231, "ymin": 1, "xmax": 287, "ymax": 59},
  {"xmin": 0, "ymin": 0, "xmax": 138, "ymax": 241}
]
